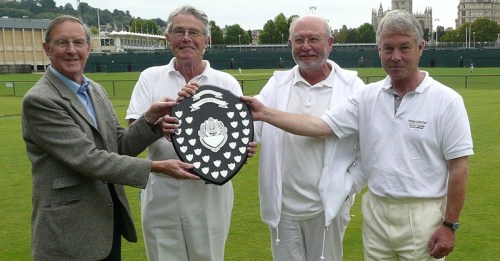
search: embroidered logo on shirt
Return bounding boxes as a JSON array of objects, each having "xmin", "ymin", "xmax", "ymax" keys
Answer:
[{"xmin": 408, "ymin": 119, "xmax": 427, "ymax": 130}]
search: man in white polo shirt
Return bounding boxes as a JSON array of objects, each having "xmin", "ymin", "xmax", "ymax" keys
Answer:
[{"xmin": 238, "ymin": 10, "xmax": 473, "ymax": 261}]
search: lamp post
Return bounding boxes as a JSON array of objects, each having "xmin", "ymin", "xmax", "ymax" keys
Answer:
[
  {"xmin": 473, "ymin": 32, "xmax": 476, "ymax": 48},
  {"xmin": 281, "ymin": 33, "xmax": 284, "ymax": 50},
  {"xmin": 238, "ymin": 34, "xmax": 241, "ymax": 53},
  {"xmin": 434, "ymin": 18, "xmax": 439, "ymax": 45}
]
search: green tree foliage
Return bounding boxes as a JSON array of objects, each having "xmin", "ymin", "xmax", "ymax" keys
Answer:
[
  {"xmin": 35, "ymin": 11, "xmax": 59, "ymax": 20},
  {"xmin": 0, "ymin": 0, "xmax": 135, "ymax": 33},
  {"xmin": 334, "ymin": 25, "xmax": 349, "ymax": 43},
  {"xmin": 436, "ymin": 25, "xmax": 445, "ymax": 42},
  {"xmin": 259, "ymin": 20, "xmax": 275, "ymax": 44},
  {"xmin": 39, "ymin": 0, "xmax": 56, "ymax": 10},
  {"xmin": 129, "ymin": 18, "xmax": 141, "ymax": 33},
  {"xmin": 356, "ymin": 23, "xmax": 376, "ymax": 43},
  {"xmin": 334, "ymin": 26, "xmax": 358, "ymax": 43},
  {"xmin": 471, "ymin": 18, "xmax": 499, "ymax": 42},
  {"xmin": 0, "ymin": 7, "xmax": 31, "ymax": 18},
  {"xmin": 423, "ymin": 28, "xmax": 431, "ymax": 42},
  {"xmin": 129, "ymin": 18, "xmax": 158, "ymax": 34},
  {"xmin": 143, "ymin": 20, "xmax": 158, "ymax": 34},
  {"xmin": 440, "ymin": 28, "xmax": 460, "ymax": 42},
  {"xmin": 258, "ymin": 13, "xmax": 290, "ymax": 44},
  {"xmin": 89, "ymin": 26, "xmax": 99, "ymax": 35},
  {"xmin": 210, "ymin": 21, "xmax": 224, "ymax": 44},
  {"xmin": 224, "ymin": 24, "xmax": 250, "ymax": 44},
  {"xmin": 440, "ymin": 19, "xmax": 499, "ymax": 43}
]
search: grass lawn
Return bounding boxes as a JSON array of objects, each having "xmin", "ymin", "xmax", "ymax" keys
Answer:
[{"xmin": 0, "ymin": 68, "xmax": 498, "ymax": 260}]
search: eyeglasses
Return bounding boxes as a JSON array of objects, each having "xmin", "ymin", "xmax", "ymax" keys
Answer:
[
  {"xmin": 52, "ymin": 39, "xmax": 88, "ymax": 48},
  {"xmin": 291, "ymin": 36, "xmax": 325, "ymax": 47},
  {"xmin": 172, "ymin": 28, "xmax": 204, "ymax": 38}
]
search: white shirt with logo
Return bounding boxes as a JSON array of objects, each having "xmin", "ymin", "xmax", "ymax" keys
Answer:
[{"xmin": 321, "ymin": 71, "xmax": 473, "ymax": 198}]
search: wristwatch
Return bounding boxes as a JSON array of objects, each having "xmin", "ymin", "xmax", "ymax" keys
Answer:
[{"xmin": 442, "ymin": 220, "xmax": 460, "ymax": 231}]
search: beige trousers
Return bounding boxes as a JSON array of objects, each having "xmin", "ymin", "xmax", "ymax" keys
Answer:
[{"xmin": 362, "ymin": 191, "xmax": 446, "ymax": 261}]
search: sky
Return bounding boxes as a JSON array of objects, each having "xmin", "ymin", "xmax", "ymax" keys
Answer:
[{"xmin": 54, "ymin": 0, "xmax": 459, "ymax": 31}]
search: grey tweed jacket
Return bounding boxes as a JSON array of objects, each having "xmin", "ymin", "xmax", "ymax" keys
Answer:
[{"xmin": 21, "ymin": 69, "xmax": 161, "ymax": 260}]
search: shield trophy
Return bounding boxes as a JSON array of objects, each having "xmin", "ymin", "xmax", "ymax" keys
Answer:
[{"xmin": 170, "ymin": 85, "xmax": 254, "ymax": 185}]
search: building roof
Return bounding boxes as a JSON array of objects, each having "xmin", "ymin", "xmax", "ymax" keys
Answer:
[
  {"xmin": 0, "ymin": 17, "xmax": 51, "ymax": 29},
  {"xmin": 106, "ymin": 30, "xmax": 165, "ymax": 40}
]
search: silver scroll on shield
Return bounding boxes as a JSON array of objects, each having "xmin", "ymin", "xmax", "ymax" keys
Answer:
[{"xmin": 170, "ymin": 85, "xmax": 254, "ymax": 185}]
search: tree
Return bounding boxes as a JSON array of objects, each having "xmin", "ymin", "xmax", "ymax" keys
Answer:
[
  {"xmin": 35, "ymin": 11, "xmax": 59, "ymax": 20},
  {"xmin": 356, "ymin": 23, "xmax": 375, "ymax": 43},
  {"xmin": 18, "ymin": 0, "xmax": 39, "ymax": 14},
  {"xmin": 224, "ymin": 24, "xmax": 249, "ymax": 44},
  {"xmin": 334, "ymin": 25, "xmax": 349, "ymax": 43},
  {"xmin": 247, "ymin": 29, "xmax": 253, "ymax": 44},
  {"xmin": 143, "ymin": 20, "xmax": 158, "ymax": 34},
  {"xmin": 129, "ymin": 18, "xmax": 144, "ymax": 33},
  {"xmin": 259, "ymin": 19, "xmax": 275, "ymax": 44},
  {"xmin": 209, "ymin": 21, "xmax": 224, "ymax": 44},
  {"xmin": 1, "ymin": 0, "xmax": 134, "ymax": 32},
  {"xmin": 258, "ymin": 13, "xmax": 296, "ymax": 44},
  {"xmin": 0, "ymin": 7, "xmax": 31, "ymax": 18},
  {"xmin": 128, "ymin": 18, "xmax": 158, "ymax": 34},
  {"xmin": 61, "ymin": 3, "xmax": 78, "ymax": 17},
  {"xmin": 423, "ymin": 28, "xmax": 430, "ymax": 42},
  {"xmin": 274, "ymin": 13, "xmax": 289, "ymax": 44},
  {"xmin": 440, "ymin": 28, "xmax": 461, "ymax": 42},
  {"xmin": 39, "ymin": 0, "xmax": 56, "ymax": 11},
  {"xmin": 471, "ymin": 18, "xmax": 499, "ymax": 42},
  {"xmin": 436, "ymin": 25, "xmax": 445, "ymax": 42},
  {"xmin": 89, "ymin": 26, "xmax": 99, "ymax": 35}
]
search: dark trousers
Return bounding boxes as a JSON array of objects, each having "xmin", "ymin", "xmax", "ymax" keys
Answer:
[{"xmin": 101, "ymin": 184, "xmax": 123, "ymax": 261}]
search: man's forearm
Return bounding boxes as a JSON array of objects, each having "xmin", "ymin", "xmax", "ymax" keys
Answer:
[
  {"xmin": 262, "ymin": 107, "xmax": 334, "ymax": 138},
  {"xmin": 444, "ymin": 156, "xmax": 469, "ymax": 222}
]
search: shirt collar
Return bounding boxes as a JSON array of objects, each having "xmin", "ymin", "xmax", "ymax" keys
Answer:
[
  {"xmin": 167, "ymin": 57, "xmax": 210, "ymax": 81},
  {"xmin": 292, "ymin": 60, "xmax": 336, "ymax": 88},
  {"xmin": 381, "ymin": 70, "xmax": 430, "ymax": 94},
  {"xmin": 50, "ymin": 66, "xmax": 89, "ymax": 94}
]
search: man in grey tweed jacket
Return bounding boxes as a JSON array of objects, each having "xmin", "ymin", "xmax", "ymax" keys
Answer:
[{"xmin": 21, "ymin": 15, "xmax": 198, "ymax": 260}]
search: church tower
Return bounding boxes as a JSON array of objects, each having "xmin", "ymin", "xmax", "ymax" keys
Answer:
[
  {"xmin": 372, "ymin": 0, "xmax": 432, "ymax": 36},
  {"xmin": 392, "ymin": 0, "xmax": 412, "ymax": 14}
]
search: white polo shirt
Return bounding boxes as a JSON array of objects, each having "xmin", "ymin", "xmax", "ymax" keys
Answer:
[
  {"xmin": 321, "ymin": 71, "xmax": 473, "ymax": 198},
  {"xmin": 126, "ymin": 58, "xmax": 242, "ymax": 164}
]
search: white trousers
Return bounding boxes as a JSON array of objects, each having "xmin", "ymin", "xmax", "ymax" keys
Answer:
[
  {"xmin": 362, "ymin": 191, "xmax": 446, "ymax": 261},
  {"xmin": 141, "ymin": 174, "xmax": 233, "ymax": 261},
  {"xmin": 270, "ymin": 195, "xmax": 354, "ymax": 261}
]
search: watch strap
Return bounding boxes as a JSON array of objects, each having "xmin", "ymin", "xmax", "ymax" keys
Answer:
[{"xmin": 442, "ymin": 220, "xmax": 459, "ymax": 231}]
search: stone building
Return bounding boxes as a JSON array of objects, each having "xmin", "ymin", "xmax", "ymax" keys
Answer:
[
  {"xmin": 0, "ymin": 17, "xmax": 50, "ymax": 73},
  {"xmin": 0, "ymin": 16, "xmax": 166, "ymax": 73},
  {"xmin": 456, "ymin": 0, "xmax": 500, "ymax": 27}
]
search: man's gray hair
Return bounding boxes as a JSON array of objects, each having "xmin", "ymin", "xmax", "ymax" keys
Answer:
[
  {"xmin": 45, "ymin": 15, "xmax": 91, "ymax": 44},
  {"xmin": 166, "ymin": 5, "xmax": 210, "ymax": 36},
  {"xmin": 376, "ymin": 10, "xmax": 423, "ymax": 45}
]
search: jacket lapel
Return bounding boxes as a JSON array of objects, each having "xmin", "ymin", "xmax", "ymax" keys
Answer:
[
  {"xmin": 87, "ymin": 82, "xmax": 110, "ymax": 144},
  {"xmin": 45, "ymin": 70, "xmax": 98, "ymax": 128}
]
